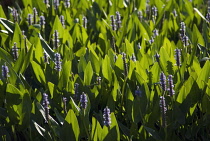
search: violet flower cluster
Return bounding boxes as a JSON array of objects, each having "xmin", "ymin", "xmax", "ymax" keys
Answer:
[
  {"xmin": 2, "ymin": 63, "xmax": 9, "ymax": 79},
  {"xmin": 80, "ymin": 92, "xmax": 88, "ymax": 109},
  {"xmin": 103, "ymin": 106, "xmax": 111, "ymax": 127},
  {"xmin": 42, "ymin": 93, "xmax": 50, "ymax": 123},
  {"xmin": 54, "ymin": 53, "xmax": 62, "ymax": 71}
]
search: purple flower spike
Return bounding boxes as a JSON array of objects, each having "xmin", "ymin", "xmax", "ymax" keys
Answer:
[
  {"xmin": 160, "ymin": 72, "xmax": 167, "ymax": 91},
  {"xmin": 168, "ymin": 75, "xmax": 175, "ymax": 96},
  {"xmin": 54, "ymin": 53, "xmax": 62, "ymax": 71},
  {"xmin": 122, "ymin": 52, "xmax": 128, "ymax": 76},
  {"xmin": 2, "ymin": 63, "xmax": 9, "ymax": 79},
  {"xmin": 28, "ymin": 14, "xmax": 33, "ymax": 25},
  {"xmin": 80, "ymin": 92, "xmax": 88, "ymax": 109},
  {"xmin": 40, "ymin": 16, "xmax": 46, "ymax": 28},
  {"xmin": 110, "ymin": 15, "xmax": 116, "ymax": 31},
  {"xmin": 42, "ymin": 93, "xmax": 50, "ymax": 123},
  {"xmin": 103, "ymin": 106, "xmax": 111, "ymax": 127},
  {"xmin": 116, "ymin": 11, "xmax": 121, "ymax": 30},
  {"xmin": 175, "ymin": 48, "xmax": 181, "ymax": 67}
]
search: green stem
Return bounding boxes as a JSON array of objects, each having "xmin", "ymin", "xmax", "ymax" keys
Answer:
[
  {"xmin": 82, "ymin": 110, "xmax": 90, "ymax": 140},
  {"xmin": 121, "ymin": 77, "xmax": 127, "ymax": 111}
]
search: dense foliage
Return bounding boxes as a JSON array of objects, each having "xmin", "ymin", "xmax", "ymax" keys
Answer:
[{"xmin": 0, "ymin": 0, "xmax": 210, "ymax": 140}]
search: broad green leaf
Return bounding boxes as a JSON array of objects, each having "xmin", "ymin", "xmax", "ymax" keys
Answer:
[
  {"xmin": 34, "ymin": 38, "xmax": 44, "ymax": 64},
  {"xmin": 197, "ymin": 61, "xmax": 210, "ymax": 89},
  {"xmin": 84, "ymin": 61, "xmax": 93, "ymax": 86},
  {"xmin": 78, "ymin": 56, "xmax": 87, "ymax": 74},
  {"xmin": 39, "ymin": 34, "xmax": 54, "ymax": 60},
  {"xmin": 102, "ymin": 55, "xmax": 112, "ymax": 82},
  {"xmin": 91, "ymin": 117, "xmax": 102, "ymax": 141},
  {"xmin": 176, "ymin": 76, "xmax": 195, "ymax": 103},
  {"xmin": 31, "ymin": 61, "xmax": 46, "ymax": 84},
  {"xmin": 89, "ymin": 47, "xmax": 100, "ymax": 74},
  {"xmin": 58, "ymin": 60, "xmax": 72, "ymax": 90},
  {"xmin": 61, "ymin": 110, "xmax": 80, "ymax": 141},
  {"xmin": 0, "ymin": 6, "xmax": 6, "ymax": 18}
]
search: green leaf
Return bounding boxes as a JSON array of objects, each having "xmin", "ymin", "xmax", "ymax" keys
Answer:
[
  {"xmin": 39, "ymin": 34, "xmax": 54, "ymax": 60},
  {"xmin": 197, "ymin": 61, "xmax": 210, "ymax": 89},
  {"xmin": 31, "ymin": 61, "xmax": 46, "ymax": 84},
  {"xmin": 193, "ymin": 8, "xmax": 207, "ymax": 22},
  {"xmin": 58, "ymin": 60, "xmax": 72, "ymax": 90},
  {"xmin": 32, "ymin": 120, "xmax": 52, "ymax": 139},
  {"xmin": 91, "ymin": 117, "xmax": 102, "ymax": 141},
  {"xmin": 54, "ymin": 108, "xmax": 65, "ymax": 125},
  {"xmin": 143, "ymin": 126, "xmax": 162, "ymax": 140},
  {"xmin": 102, "ymin": 55, "xmax": 112, "ymax": 82},
  {"xmin": 61, "ymin": 110, "xmax": 80, "ymax": 141},
  {"xmin": 22, "ymin": 0, "xmax": 32, "ymax": 7},
  {"xmin": 84, "ymin": 61, "xmax": 93, "ymax": 86},
  {"xmin": 0, "ymin": 18, "xmax": 14, "ymax": 33}
]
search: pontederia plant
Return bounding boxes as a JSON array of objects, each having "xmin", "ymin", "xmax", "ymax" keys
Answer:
[
  {"xmin": 12, "ymin": 42, "xmax": 18, "ymax": 61},
  {"xmin": 53, "ymin": 30, "xmax": 59, "ymax": 49},
  {"xmin": 43, "ymin": 0, "xmax": 49, "ymax": 5},
  {"xmin": 173, "ymin": 9, "xmax": 177, "ymax": 17},
  {"xmin": 54, "ymin": 0, "xmax": 59, "ymax": 10},
  {"xmin": 64, "ymin": 0, "xmax": 70, "ymax": 8},
  {"xmin": 33, "ymin": 7, "xmax": 38, "ymax": 24},
  {"xmin": 175, "ymin": 48, "xmax": 181, "ymax": 67},
  {"xmin": 60, "ymin": 15, "xmax": 65, "ymax": 28},
  {"xmin": 40, "ymin": 16, "xmax": 45, "ymax": 28},
  {"xmin": 116, "ymin": 11, "xmax": 121, "ymax": 30},
  {"xmin": 155, "ymin": 53, "xmax": 160, "ymax": 62},
  {"xmin": 63, "ymin": 97, "xmax": 67, "ymax": 114},
  {"xmin": 2, "ymin": 63, "xmax": 9, "ymax": 79},
  {"xmin": 137, "ymin": 42, "xmax": 141, "ymax": 49},
  {"xmin": 122, "ymin": 52, "xmax": 128, "ymax": 76},
  {"xmin": 74, "ymin": 83, "xmax": 79, "ymax": 100},
  {"xmin": 54, "ymin": 53, "xmax": 62, "ymax": 71},
  {"xmin": 160, "ymin": 96, "xmax": 167, "ymax": 128},
  {"xmin": 182, "ymin": 35, "xmax": 189, "ymax": 47},
  {"xmin": 111, "ymin": 36, "xmax": 117, "ymax": 53},
  {"xmin": 110, "ymin": 15, "xmax": 116, "ymax": 31},
  {"xmin": 137, "ymin": 10, "xmax": 143, "ymax": 21},
  {"xmin": 153, "ymin": 29, "xmax": 159, "ymax": 38},
  {"xmin": 43, "ymin": 51, "xmax": 49, "ymax": 64},
  {"xmin": 168, "ymin": 75, "xmax": 175, "ymax": 97},
  {"xmin": 135, "ymin": 86, "xmax": 142, "ymax": 97},
  {"xmin": 96, "ymin": 76, "xmax": 101, "ymax": 85},
  {"xmin": 103, "ymin": 106, "xmax": 111, "ymax": 127},
  {"xmin": 131, "ymin": 53, "xmax": 136, "ymax": 62},
  {"xmin": 151, "ymin": 6, "xmax": 158, "ymax": 22},
  {"xmin": 82, "ymin": 16, "xmax": 87, "ymax": 29},
  {"xmin": 179, "ymin": 22, "xmax": 186, "ymax": 40},
  {"xmin": 42, "ymin": 93, "xmax": 50, "ymax": 123},
  {"xmin": 80, "ymin": 92, "xmax": 88, "ymax": 109},
  {"xmin": 27, "ymin": 14, "xmax": 33, "ymax": 25},
  {"xmin": 12, "ymin": 8, "xmax": 19, "ymax": 22},
  {"xmin": 160, "ymin": 72, "xmax": 167, "ymax": 92}
]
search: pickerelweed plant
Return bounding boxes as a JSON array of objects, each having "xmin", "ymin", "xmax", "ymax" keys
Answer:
[{"xmin": 0, "ymin": 0, "xmax": 209, "ymax": 140}]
